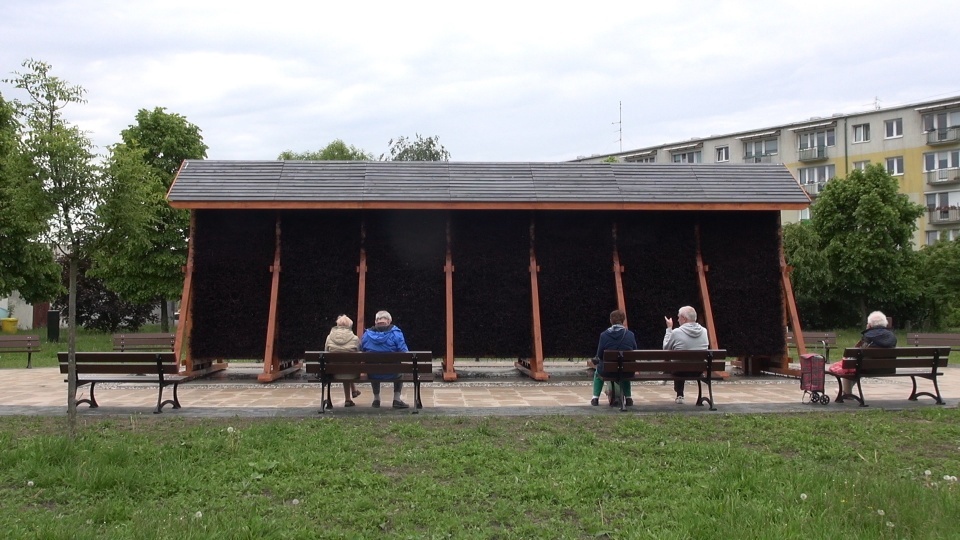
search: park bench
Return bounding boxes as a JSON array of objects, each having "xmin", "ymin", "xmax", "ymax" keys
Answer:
[
  {"xmin": 112, "ymin": 333, "xmax": 175, "ymax": 352},
  {"xmin": 303, "ymin": 351, "xmax": 434, "ymax": 414},
  {"xmin": 0, "ymin": 335, "xmax": 41, "ymax": 369},
  {"xmin": 786, "ymin": 331, "xmax": 837, "ymax": 361},
  {"xmin": 829, "ymin": 347, "xmax": 950, "ymax": 407},
  {"xmin": 599, "ymin": 349, "xmax": 728, "ymax": 411},
  {"xmin": 907, "ymin": 333, "xmax": 960, "ymax": 353},
  {"xmin": 58, "ymin": 351, "xmax": 186, "ymax": 414}
]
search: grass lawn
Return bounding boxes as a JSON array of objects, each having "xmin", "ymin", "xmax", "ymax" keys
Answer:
[{"xmin": 0, "ymin": 411, "xmax": 958, "ymax": 538}]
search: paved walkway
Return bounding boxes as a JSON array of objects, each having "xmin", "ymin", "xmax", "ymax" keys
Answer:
[{"xmin": 3, "ymin": 363, "xmax": 957, "ymax": 417}]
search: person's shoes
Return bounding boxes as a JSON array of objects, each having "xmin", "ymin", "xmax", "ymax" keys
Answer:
[
  {"xmin": 392, "ymin": 399, "xmax": 409, "ymax": 410},
  {"xmin": 372, "ymin": 398, "xmax": 380, "ymax": 408},
  {"xmin": 351, "ymin": 388, "xmax": 361, "ymax": 399},
  {"xmin": 675, "ymin": 395, "xmax": 685, "ymax": 404},
  {"xmin": 625, "ymin": 398, "xmax": 634, "ymax": 406},
  {"xmin": 344, "ymin": 400, "xmax": 355, "ymax": 407},
  {"xmin": 590, "ymin": 397, "xmax": 599, "ymax": 406}
]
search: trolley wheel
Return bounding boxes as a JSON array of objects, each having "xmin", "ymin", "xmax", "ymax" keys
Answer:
[{"xmin": 820, "ymin": 395, "xmax": 830, "ymax": 405}]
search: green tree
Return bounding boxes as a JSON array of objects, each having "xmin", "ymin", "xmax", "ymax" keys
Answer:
[
  {"xmin": 381, "ymin": 134, "xmax": 450, "ymax": 161},
  {"xmin": 915, "ymin": 238, "xmax": 960, "ymax": 328},
  {"xmin": 789, "ymin": 163, "xmax": 924, "ymax": 326},
  {"xmin": 53, "ymin": 253, "xmax": 156, "ymax": 333},
  {"xmin": 0, "ymin": 93, "xmax": 62, "ymax": 302},
  {"xmin": 92, "ymin": 107, "xmax": 207, "ymax": 331},
  {"xmin": 278, "ymin": 139, "xmax": 372, "ymax": 161},
  {"xmin": 5, "ymin": 59, "xmax": 100, "ymax": 432}
]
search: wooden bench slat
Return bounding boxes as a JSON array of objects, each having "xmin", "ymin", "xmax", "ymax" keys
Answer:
[
  {"xmin": 603, "ymin": 350, "xmax": 727, "ymax": 361},
  {"xmin": 112, "ymin": 333, "xmax": 175, "ymax": 351},
  {"xmin": 600, "ymin": 361, "xmax": 717, "ymax": 372},
  {"xmin": 60, "ymin": 364, "xmax": 180, "ymax": 375}
]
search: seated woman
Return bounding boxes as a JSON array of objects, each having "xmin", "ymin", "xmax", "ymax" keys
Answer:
[{"xmin": 324, "ymin": 314, "xmax": 361, "ymax": 406}]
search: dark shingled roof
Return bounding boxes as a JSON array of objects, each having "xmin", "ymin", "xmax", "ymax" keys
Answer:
[{"xmin": 166, "ymin": 160, "xmax": 810, "ymax": 210}]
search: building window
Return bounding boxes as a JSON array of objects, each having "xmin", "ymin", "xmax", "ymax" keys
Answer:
[
  {"xmin": 672, "ymin": 150, "xmax": 702, "ymax": 163},
  {"xmin": 634, "ymin": 156, "xmax": 656, "ymax": 163},
  {"xmin": 923, "ymin": 150, "xmax": 960, "ymax": 171},
  {"xmin": 715, "ymin": 146, "xmax": 729, "ymax": 162},
  {"xmin": 853, "ymin": 160, "xmax": 870, "ymax": 171},
  {"xmin": 926, "ymin": 192, "xmax": 950, "ymax": 210},
  {"xmin": 853, "ymin": 123, "xmax": 871, "ymax": 143},
  {"xmin": 798, "ymin": 129, "xmax": 835, "ymax": 149},
  {"xmin": 743, "ymin": 138, "xmax": 778, "ymax": 160},
  {"xmin": 926, "ymin": 231, "xmax": 941, "ymax": 245},
  {"xmin": 885, "ymin": 118, "xmax": 903, "ymax": 138},
  {"xmin": 923, "ymin": 110, "xmax": 960, "ymax": 131},
  {"xmin": 799, "ymin": 208, "xmax": 811, "ymax": 221},
  {"xmin": 886, "ymin": 156, "xmax": 904, "ymax": 176},
  {"xmin": 798, "ymin": 164, "xmax": 835, "ymax": 185}
]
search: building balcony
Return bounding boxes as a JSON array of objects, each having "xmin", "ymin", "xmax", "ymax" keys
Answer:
[
  {"xmin": 743, "ymin": 154, "xmax": 776, "ymax": 163},
  {"xmin": 926, "ymin": 168, "xmax": 960, "ymax": 186},
  {"xmin": 929, "ymin": 208, "xmax": 960, "ymax": 225},
  {"xmin": 798, "ymin": 146, "xmax": 828, "ymax": 162},
  {"xmin": 802, "ymin": 182, "xmax": 826, "ymax": 197},
  {"xmin": 927, "ymin": 127, "xmax": 960, "ymax": 145}
]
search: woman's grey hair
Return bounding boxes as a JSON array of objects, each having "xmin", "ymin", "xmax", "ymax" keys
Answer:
[
  {"xmin": 867, "ymin": 311, "xmax": 888, "ymax": 328},
  {"xmin": 375, "ymin": 310, "xmax": 392, "ymax": 323},
  {"xmin": 335, "ymin": 315, "xmax": 353, "ymax": 328}
]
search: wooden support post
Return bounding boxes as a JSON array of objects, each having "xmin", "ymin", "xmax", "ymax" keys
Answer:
[
  {"xmin": 443, "ymin": 218, "xmax": 457, "ymax": 381},
  {"xmin": 695, "ymin": 223, "xmax": 727, "ymax": 379},
  {"xmin": 612, "ymin": 222, "xmax": 627, "ymax": 327},
  {"xmin": 176, "ymin": 211, "xmax": 226, "ymax": 378},
  {"xmin": 357, "ymin": 220, "xmax": 367, "ymax": 341},
  {"xmin": 259, "ymin": 215, "xmax": 299, "ymax": 382},
  {"xmin": 516, "ymin": 216, "xmax": 548, "ymax": 380},
  {"xmin": 768, "ymin": 248, "xmax": 805, "ymax": 377}
]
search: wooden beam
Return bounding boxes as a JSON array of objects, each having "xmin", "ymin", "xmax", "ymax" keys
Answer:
[
  {"xmin": 516, "ymin": 215, "xmax": 549, "ymax": 380},
  {"xmin": 782, "ymin": 251, "xmax": 806, "ymax": 357},
  {"xmin": 169, "ymin": 200, "xmax": 811, "ymax": 212},
  {"xmin": 444, "ymin": 217, "xmax": 457, "ymax": 381},
  {"xmin": 175, "ymin": 210, "xmax": 196, "ymax": 372},
  {"xmin": 612, "ymin": 221, "xmax": 627, "ymax": 327},
  {"xmin": 356, "ymin": 219, "xmax": 367, "ymax": 340},
  {"xmin": 694, "ymin": 224, "xmax": 718, "ymax": 349},
  {"xmin": 259, "ymin": 214, "xmax": 285, "ymax": 383}
]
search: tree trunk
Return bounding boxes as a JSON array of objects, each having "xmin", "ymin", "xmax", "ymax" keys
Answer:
[
  {"xmin": 160, "ymin": 299, "xmax": 169, "ymax": 333},
  {"xmin": 67, "ymin": 253, "xmax": 77, "ymax": 437}
]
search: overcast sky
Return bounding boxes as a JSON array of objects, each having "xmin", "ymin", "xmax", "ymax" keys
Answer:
[{"xmin": 3, "ymin": 0, "xmax": 959, "ymax": 162}]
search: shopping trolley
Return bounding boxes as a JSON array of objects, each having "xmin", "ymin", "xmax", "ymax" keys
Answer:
[{"xmin": 800, "ymin": 353, "xmax": 830, "ymax": 405}]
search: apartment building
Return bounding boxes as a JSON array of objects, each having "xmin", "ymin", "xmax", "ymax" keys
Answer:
[{"xmin": 573, "ymin": 95, "xmax": 960, "ymax": 247}]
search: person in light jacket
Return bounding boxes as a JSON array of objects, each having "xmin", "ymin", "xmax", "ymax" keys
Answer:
[
  {"xmin": 324, "ymin": 314, "xmax": 361, "ymax": 406},
  {"xmin": 663, "ymin": 305, "xmax": 709, "ymax": 404}
]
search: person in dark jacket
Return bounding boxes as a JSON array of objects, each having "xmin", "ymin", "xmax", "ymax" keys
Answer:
[
  {"xmin": 590, "ymin": 310, "xmax": 638, "ymax": 406},
  {"xmin": 360, "ymin": 310, "xmax": 410, "ymax": 409},
  {"xmin": 829, "ymin": 310, "xmax": 897, "ymax": 394}
]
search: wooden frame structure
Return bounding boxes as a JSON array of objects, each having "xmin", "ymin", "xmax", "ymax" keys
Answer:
[{"xmin": 167, "ymin": 161, "xmax": 812, "ymax": 382}]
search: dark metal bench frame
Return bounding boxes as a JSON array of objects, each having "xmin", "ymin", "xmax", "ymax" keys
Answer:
[
  {"xmin": 58, "ymin": 351, "xmax": 185, "ymax": 414},
  {"xmin": 303, "ymin": 351, "xmax": 434, "ymax": 414},
  {"xmin": 830, "ymin": 347, "xmax": 950, "ymax": 407},
  {"xmin": 0, "ymin": 335, "xmax": 42, "ymax": 368},
  {"xmin": 599, "ymin": 349, "xmax": 728, "ymax": 411}
]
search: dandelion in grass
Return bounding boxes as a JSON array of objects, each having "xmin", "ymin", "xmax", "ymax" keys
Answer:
[
  {"xmin": 877, "ymin": 509, "xmax": 885, "ymax": 516},
  {"xmin": 195, "ymin": 511, "xmax": 203, "ymax": 519},
  {"xmin": 227, "ymin": 427, "xmax": 235, "ymax": 434},
  {"xmin": 800, "ymin": 493, "xmax": 807, "ymax": 501},
  {"xmin": 26, "ymin": 481, "xmax": 34, "ymax": 487},
  {"xmin": 924, "ymin": 470, "xmax": 932, "ymax": 477},
  {"xmin": 292, "ymin": 499, "xmax": 300, "ymax": 506},
  {"xmin": 886, "ymin": 521, "xmax": 895, "ymax": 528}
]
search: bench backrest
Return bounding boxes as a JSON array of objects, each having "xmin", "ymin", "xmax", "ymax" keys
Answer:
[
  {"xmin": 0, "ymin": 335, "xmax": 41, "ymax": 351},
  {"xmin": 786, "ymin": 331, "xmax": 837, "ymax": 347},
  {"xmin": 112, "ymin": 333, "xmax": 176, "ymax": 351},
  {"xmin": 58, "ymin": 352, "xmax": 180, "ymax": 375},
  {"xmin": 303, "ymin": 351, "xmax": 433, "ymax": 377},
  {"xmin": 840, "ymin": 347, "xmax": 951, "ymax": 370},
  {"xmin": 907, "ymin": 333, "xmax": 960, "ymax": 350},
  {"xmin": 601, "ymin": 349, "xmax": 727, "ymax": 373}
]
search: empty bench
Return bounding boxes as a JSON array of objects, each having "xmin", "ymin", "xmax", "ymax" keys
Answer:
[
  {"xmin": 907, "ymin": 333, "xmax": 960, "ymax": 353},
  {"xmin": 829, "ymin": 347, "xmax": 950, "ymax": 407},
  {"xmin": 58, "ymin": 351, "xmax": 186, "ymax": 414},
  {"xmin": 0, "ymin": 335, "xmax": 41, "ymax": 368},
  {"xmin": 787, "ymin": 331, "xmax": 837, "ymax": 361},
  {"xmin": 112, "ymin": 333, "xmax": 175, "ymax": 352},
  {"xmin": 599, "ymin": 349, "xmax": 728, "ymax": 411},
  {"xmin": 303, "ymin": 351, "xmax": 434, "ymax": 414}
]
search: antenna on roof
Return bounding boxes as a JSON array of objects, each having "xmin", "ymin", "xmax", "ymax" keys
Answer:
[
  {"xmin": 873, "ymin": 96, "xmax": 881, "ymax": 110},
  {"xmin": 612, "ymin": 101, "xmax": 622, "ymax": 152}
]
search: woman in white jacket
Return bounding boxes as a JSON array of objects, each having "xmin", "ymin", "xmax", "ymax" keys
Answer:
[{"xmin": 325, "ymin": 314, "xmax": 361, "ymax": 406}]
